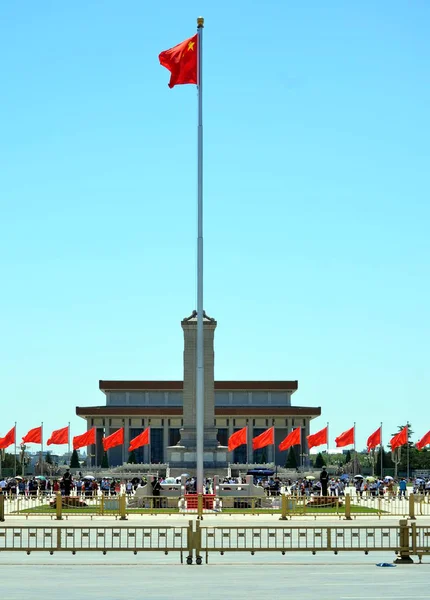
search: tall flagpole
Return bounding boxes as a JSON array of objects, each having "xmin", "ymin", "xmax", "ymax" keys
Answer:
[
  {"xmin": 40, "ymin": 422, "xmax": 44, "ymax": 475},
  {"xmin": 353, "ymin": 422, "xmax": 356, "ymax": 477},
  {"xmin": 14, "ymin": 422, "xmax": 17, "ymax": 477},
  {"xmin": 196, "ymin": 16, "xmax": 205, "ymax": 495},
  {"xmin": 326, "ymin": 422, "xmax": 329, "ymax": 464},
  {"xmin": 68, "ymin": 422, "xmax": 71, "ymax": 457},
  {"xmin": 406, "ymin": 421, "xmax": 410, "ymax": 480}
]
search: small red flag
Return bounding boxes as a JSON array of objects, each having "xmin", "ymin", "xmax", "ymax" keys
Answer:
[
  {"xmin": 129, "ymin": 427, "xmax": 150, "ymax": 452},
  {"xmin": 416, "ymin": 430, "xmax": 430, "ymax": 451},
  {"xmin": 252, "ymin": 427, "xmax": 274, "ymax": 451},
  {"xmin": 159, "ymin": 34, "xmax": 198, "ymax": 88},
  {"xmin": 390, "ymin": 426, "xmax": 408, "ymax": 450},
  {"xmin": 366, "ymin": 427, "xmax": 381, "ymax": 452},
  {"xmin": 306, "ymin": 426, "xmax": 328, "ymax": 450},
  {"xmin": 22, "ymin": 426, "xmax": 42, "ymax": 444},
  {"xmin": 279, "ymin": 427, "xmax": 301, "ymax": 451},
  {"xmin": 47, "ymin": 426, "xmax": 69, "ymax": 446},
  {"xmin": 335, "ymin": 426, "xmax": 355, "ymax": 448},
  {"xmin": 73, "ymin": 428, "xmax": 96, "ymax": 451},
  {"xmin": 0, "ymin": 426, "xmax": 15, "ymax": 449},
  {"xmin": 228, "ymin": 427, "xmax": 247, "ymax": 452},
  {"xmin": 103, "ymin": 428, "xmax": 124, "ymax": 451}
]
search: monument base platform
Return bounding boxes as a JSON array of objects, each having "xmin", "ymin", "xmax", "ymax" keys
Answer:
[{"xmin": 166, "ymin": 445, "xmax": 228, "ymax": 469}]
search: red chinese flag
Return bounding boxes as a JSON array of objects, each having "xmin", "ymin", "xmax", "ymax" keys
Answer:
[
  {"xmin": 390, "ymin": 426, "xmax": 408, "ymax": 450},
  {"xmin": 306, "ymin": 426, "xmax": 328, "ymax": 450},
  {"xmin": 279, "ymin": 427, "xmax": 301, "ymax": 451},
  {"xmin": 252, "ymin": 427, "xmax": 274, "ymax": 451},
  {"xmin": 335, "ymin": 426, "xmax": 355, "ymax": 448},
  {"xmin": 417, "ymin": 430, "xmax": 430, "ymax": 451},
  {"xmin": 103, "ymin": 428, "xmax": 124, "ymax": 451},
  {"xmin": 128, "ymin": 427, "xmax": 150, "ymax": 452},
  {"xmin": 0, "ymin": 426, "xmax": 15, "ymax": 449},
  {"xmin": 47, "ymin": 426, "xmax": 69, "ymax": 446},
  {"xmin": 159, "ymin": 34, "xmax": 197, "ymax": 88},
  {"xmin": 366, "ymin": 427, "xmax": 381, "ymax": 452},
  {"xmin": 73, "ymin": 428, "xmax": 96, "ymax": 451},
  {"xmin": 228, "ymin": 427, "xmax": 247, "ymax": 452},
  {"xmin": 22, "ymin": 426, "xmax": 42, "ymax": 444}
]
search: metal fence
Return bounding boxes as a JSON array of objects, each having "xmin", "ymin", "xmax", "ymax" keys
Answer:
[
  {"xmin": 0, "ymin": 523, "xmax": 191, "ymax": 561},
  {"xmin": 0, "ymin": 520, "xmax": 428, "ymax": 564},
  {"xmin": 1, "ymin": 493, "xmax": 429, "ymax": 521}
]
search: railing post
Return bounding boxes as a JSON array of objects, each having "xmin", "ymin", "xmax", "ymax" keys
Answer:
[
  {"xmin": 197, "ymin": 493, "xmax": 203, "ymax": 520},
  {"xmin": 344, "ymin": 493, "xmax": 352, "ymax": 520},
  {"xmin": 251, "ymin": 497, "xmax": 255, "ymax": 515},
  {"xmin": 100, "ymin": 493, "xmax": 104, "ymax": 516},
  {"xmin": 394, "ymin": 519, "xmax": 414, "ymax": 563},
  {"xmin": 194, "ymin": 519, "xmax": 202, "ymax": 564},
  {"xmin": 55, "ymin": 491, "xmax": 62, "ymax": 520},
  {"xmin": 0, "ymin": 494, "xmax": 4, "ymax": 521},
  {"xmin": 56, "ymin": 527, "xmax": 62, "ymax": 550},
  {"xmin": 119, "ymin": 493, "xmax": 127, "ymax": 520},
  {"xmin": 409, "ymin": 493, "xmax": 416, "ymax": 520},
  {"xmin": 186, "ymin": 520, "xmax": 194, "ymax": 565},
  {"xmin": 279, "ymin": 494, "xmax": 288, "ymax": 520}
]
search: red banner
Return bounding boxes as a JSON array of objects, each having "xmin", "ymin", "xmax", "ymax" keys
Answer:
[
  {"xmin": 103, "ymin": 428, "xmax": 124, "ymax": 451},
  {"xmin": 366, "ymin": 427, "xmax": 381, "ymax": 452},
  {"xmin": 0, "ymin": 426, "xmax": 15, "ymax": 449},
  {"xmin": 252, "ymin": 427, "xmax": 274, "ymax": 451},
  {"xmin": 390, "ymin": 426, "xmax": 408, "ymax": 450},
  {"xmin": 335, "ymin": 426, "xmax": 354, "ymax": 448},
  {"xmin": 159, "ymin": 34, "xmax": 198, "ymax": 89},
  {"xmin": 416, "ymin": 430, "xmax": 430, "ymax": 451},
  {"xmin": 22, "ymin": 426, "xmax": 42, "ymax": 444},
  {"xmin": 306, "ymin": 426, "xmax": 328, "ymax": 450},
  {"xmin": 228, "ymin": 426, "xmax": 247, "ymax": 452},
  {"xmin": 47, "ymin": 426, "xmax": 69, "ymax": 446},
  {"xmin": 129, "ymin": 427, "xmax": 150, "ymax": 452},
  {"xmin": 73, "ymin": 428, "xmax": 96, "ymax": 451},
  {"xmin": 279, "ymin": 427, "xmax": 301, "ymax": 451}
]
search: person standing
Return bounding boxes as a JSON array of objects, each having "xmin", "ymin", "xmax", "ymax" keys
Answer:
[
  {"xmin": 320, "ymin": 467, "xmax": 329, "ymax": 497},
  {"xmin": 62, "ymin": 469, "xmax": 72, "ymax": 497}
]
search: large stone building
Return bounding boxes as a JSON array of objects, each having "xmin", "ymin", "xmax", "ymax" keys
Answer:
[{"xmin": 76, "ymin": 313, "xmax": 321, "ymax": 468}]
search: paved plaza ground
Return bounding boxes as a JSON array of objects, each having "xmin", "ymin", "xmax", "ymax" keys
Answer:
[
  {"xmin": 0, "ymin": 550, "xmax": 429, "ymax": 600},
  {"xmin": 1, "ymin": 514, "xmax": 429, "ymax": 599}
]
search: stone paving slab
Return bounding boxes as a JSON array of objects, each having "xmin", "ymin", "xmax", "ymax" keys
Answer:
[{"xmin": 0, "ymin": 552, "xmax": 428, "ymax": 600}]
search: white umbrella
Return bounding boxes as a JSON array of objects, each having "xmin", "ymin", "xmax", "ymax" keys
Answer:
[
  {"xmin": 83, "ymin": 475, "xmax": 95, "ymax": 480},
  {"xmin": 384, "ymin": 476, "xmax": 394, "ymax": 481},
  {"xmin": 305, "ymin": 475, "xmax": 316, "ymax": 480},
  {"xmin": 354, "ymin": 474, "xmax": 364, "ymax": 479},
  {"xmin": 164, "ymin": 477, "xmax": 177, "ymax": 484}
]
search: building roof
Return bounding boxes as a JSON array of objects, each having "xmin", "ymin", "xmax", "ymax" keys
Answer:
[
  {"xmin": 99, "ymin": 380, "xmax": 299, "ymax": 393},
  {"xmin": 76, "ymin": 405, "xmax": 320, "ymax": 418}
]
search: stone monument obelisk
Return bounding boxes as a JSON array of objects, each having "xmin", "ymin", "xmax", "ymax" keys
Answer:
[{"xmin": 167, "ymin": 312, "xmax": 227, "ymax": 469}]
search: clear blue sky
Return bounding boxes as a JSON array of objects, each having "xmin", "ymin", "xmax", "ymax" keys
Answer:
[{"xmin": 1, "ymin": 1, "xmax": 429, "ymax": 454}]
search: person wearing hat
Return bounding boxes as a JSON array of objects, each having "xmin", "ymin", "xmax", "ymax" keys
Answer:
[{"xmin": 320, "ymin": 467, "xmax": 329, "ymax": 497}]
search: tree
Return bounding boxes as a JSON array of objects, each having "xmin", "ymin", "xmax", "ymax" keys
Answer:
[
  {"xmin": 45, "ymin": 451, "xmax": 53, "ymax": 465},
  {"xmin": 375, "ymin": 447, "xmax": 394, "ymax": 477},
  {"xmin": 344, "ymin": 450, "xmax": 351, "ymax": 464},
  {"xmin": 101, "ymin": 452, "xmax": 109, "ymax": 468},
  {"xmin": 314, "ymin": 452, "xmax": 325, "ymax": 468},
  {"xmin": 285, "ymin": 447, "xmax": 298, "ymax": 469},
  {"xmin": 70, "ymin": 449, "xmax": 80, "ymax": 468},
  {"xmin": 1, "ymin": 451, "xmax": 22, "ymax": 475},
  {"xmin": 127, "ymin": 450, "xmax": 137, "ymax": 464}
]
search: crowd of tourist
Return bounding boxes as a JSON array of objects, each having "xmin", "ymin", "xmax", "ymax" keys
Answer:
[{"xmin": 1, "ymin": 470, "xmax": 430, "ymax": 500}]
